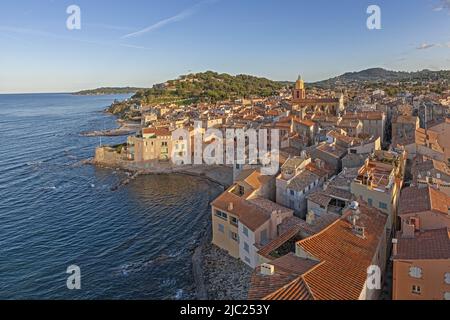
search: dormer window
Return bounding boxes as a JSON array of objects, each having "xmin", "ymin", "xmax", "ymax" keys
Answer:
[
  {"xmin": 238, "ymin": 185, "xmax": 245, "ymax": 196},
  {"xmin": 352, "ymin": 225, "xmax": 365, "ymax": 238}
]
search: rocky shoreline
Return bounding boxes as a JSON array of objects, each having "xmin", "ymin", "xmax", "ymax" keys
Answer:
[
  {"xmin": 200, "ymin": 242, "xmax": 253, "ymax": 300},
  {"xmin": 81, "ymin": 119, "xmax": 140, "ymax": 137},
  {"xmin": 86, "ymin": 159, "xmax": 249, "ymax": 299}
]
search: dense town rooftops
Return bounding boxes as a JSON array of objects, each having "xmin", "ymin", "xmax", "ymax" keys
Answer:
[
  {"xmin": 415, "ymin": 128, "xmax": 444, "ymax": 153},
  {"xmin": 257, "ymin": 214, "xmax": 340, "ymax": 261},
  {"xmin": 235, "ymin": 169, "xmax": 273, "ymax": 193},
  {"xmin": 294, "ymin": 98, "xmax": 340, "ymax": 104},
  {"xmin": 308, "ymin": 185, "xmax": 353, "ymax": 207},
  {"xmin": 293, "ymin": 118, "xmax": 315, "ymax": 127},
  {"xmin": 395, "ymin": 115, "xmax": 419, "ymax": 124},
  {"xmin": 142, "ymin": 127, "xmax": 171, "ymax": 137},
  {"xmin": 354, "ymin": 150, "xmax": 404, "ymax": 192},
  {"xmin": 249, "ymin": 202, "xmax": 388, "ymax": 300},
  {"xmin": 286, "ymin": 164, "xmax": 327, "ymax": 192},
  {"xmin": 342, "ymin": 111, "xmax": 384, "ymax": 121},
  {"xmin": 316, "ymin": 143, "xmax": 347, "ymax": 159},
  {"xmin": 394, "ymin": 228, "xmax": 450, "ymax": 260}
]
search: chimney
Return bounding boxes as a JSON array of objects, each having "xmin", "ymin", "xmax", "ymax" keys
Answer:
[
  {"xmin": 392, "ymin": 238, "xmax": 398, "ymax": 256},
  {"xmin": 315, "ymin": 158, "xmax": 323, "ymax": 169},
  {"xmin": 260, "ymin": 263, "xmax": 275, "ymax": 276},
  {"xmin": 402, "ymin": 221, "xmax": 415, "ymax": 238},
  {"xmin": 228, "ymin": 202, "xmax": 234, "ymax": 211},
  {"xmin": 306, "ymin": 211, "xmax": 315, "ymax": 225}
]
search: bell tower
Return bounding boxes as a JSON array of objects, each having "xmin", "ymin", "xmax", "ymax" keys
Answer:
[{"xmin": 293, "ymin": 75, "xmax": 306, "ymax": 102}]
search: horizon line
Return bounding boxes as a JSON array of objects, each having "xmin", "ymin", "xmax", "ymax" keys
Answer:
[{"xmin": 2, "ymin": 66, "xmax": 448, "ymax": 95}]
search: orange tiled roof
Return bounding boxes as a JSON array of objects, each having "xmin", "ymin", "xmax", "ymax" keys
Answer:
[
  {"xmin": 257, "ymin": 224, "xmax": 303, "ymax": 260},
  {"xmin": 248, "ymin": 253, "xmax": 319, "ymax": 300},
  {"xmin": 264, "ymin": 276, "xmax": 313, "ymax": 300},
  {"xmin": 296, "ymin": 203, "xmax": 388, "ymax": 300},
  {"xmin": 142, "ymin": 127, "xmax": 171, "ymax": 136},
  {"xmin": 394, "ymin": 228, "xmax": 450, "ymax": 260},
  {"xmin": 293, "ymin": 118, "xmax": 315, "ymax": 127},
  {"xmin": 399, "ymin": 186, "xmax": 450, "ymax": 216},
  {"xmin": 211, "ymin": 191, "xmax": 269, "ymax": 231},
  {"xmin": 342, "ymin": 111, "xmax": 384, "ymax": 121}
]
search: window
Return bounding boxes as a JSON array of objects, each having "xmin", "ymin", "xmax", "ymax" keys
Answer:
[
  {"xmin": 260, "ymin": 229, "xmax": 268, "ymax": 245},
  {"xmin": 368, "ymin": 198, "xmax": 373, "ymax": 207},
  {"xmin": 244, "ymin": 256, "xmax": 251, "ymax": 265},
  {"xmin": 218, "ymin": 224, "xmax": 224, "ymax": 233},
  {"xmin": 215, "ymin": 210, "xmax": 228, "ymax": 220},
  {"xmin": 230, "ymin": 231, "xmax": 239, "ymax": 242},
  {"xmin": 445, "ymin": 273, "xmax": 450, "ymax": 285},
  {"xmin": 243, "ymin": 226, "xmax": 249, "ymax": 237},
  {"xmin": 412, "ymin": 285, "xmax": 421, "ymax": 295},
  {"xmin": 290, "ymin": 190, "xmax": 295, "ymax": 196},
  {"xmin": 230, "ymin": 216, "xmax": 239, "ymax": 227},
  {"xmin": 244, "ymin": 242, "xmax": 249, "ymax": 253},
  {"xmin": 379, "ymin": 202, "xmax": 388, "ymax": 210}
]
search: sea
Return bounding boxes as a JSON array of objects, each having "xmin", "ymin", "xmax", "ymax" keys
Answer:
[{"xmin": 0, "ymin": 93, "xmax": 223, "ymax": 299}]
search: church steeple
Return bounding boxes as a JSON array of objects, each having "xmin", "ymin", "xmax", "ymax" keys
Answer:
[
  {"xmin": 295, "ymin": 75, "xmax": 305, "ymax": 90},
  {"xmin": 293, "ymin": 75, "xmax": 306, "ymax": 101}
]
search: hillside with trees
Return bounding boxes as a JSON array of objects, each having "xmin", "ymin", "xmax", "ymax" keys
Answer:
[{"xmin": 107, "ymin": 71, "xmax": 286, "ymax": 117}]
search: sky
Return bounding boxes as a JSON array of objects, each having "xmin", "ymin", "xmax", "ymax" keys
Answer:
[{"xmin": 0, "ymin": 0, "xmax": 449, "ymax": 93}]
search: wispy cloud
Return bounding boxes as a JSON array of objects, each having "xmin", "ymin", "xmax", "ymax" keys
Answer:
[
  {"xmin": 0, "ymin": 25, "xmax": 151, "ymax": 50},
  {"xmin": 433, "ymin": 0, "xmax": 450, "ymax": 11},
  {"xmin": 417, "ymin": 43, "xmax": 436, "ymax": 50},
  {"xmin": 416, "ymin": 42, "xmax": 450, "ymax": 50},
  {"xmin": 122, "ymin": 0, "xmax": 217, "ymax": 39}
]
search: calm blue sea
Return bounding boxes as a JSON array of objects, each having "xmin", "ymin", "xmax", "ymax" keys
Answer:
[{"xmin": 0, "ymin": 93, "xmax": 222, "ymax": 299}]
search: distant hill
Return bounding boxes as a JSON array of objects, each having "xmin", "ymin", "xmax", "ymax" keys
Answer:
[
  {"xmin": 313, "ymin": 68, "xmax": 450, "ymax": 87},
  {"xmin": 105, "ymin": 68, "xmax": 449, "ymax": 118},
  {"xmin": 73, "ymin": 87, "xmax": 144, "ymax": 96}
]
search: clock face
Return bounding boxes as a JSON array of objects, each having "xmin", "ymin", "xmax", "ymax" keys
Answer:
[
  {"xmin": 445, "ymin": 273, "xmax": 450, "ymax": 285},
  {"xmin": 409, "ymin": 266, "xmax": 422, "ymax": 279}
]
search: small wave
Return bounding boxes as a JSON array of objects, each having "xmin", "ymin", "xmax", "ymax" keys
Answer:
[
  {"xmin": 167, "ymin": 248, "xmax": 185, "ymax": 258},
  {"xmin": 115, "ymin": 254, "xmax": 175, "ymax": 277},
  {"xmin": 175, "ymin": 289, "xmax": 184, "ymax": 300},
  {"xmin": 160, "ymin": 278, "xmax": 177, "ymax": 288},
  {"xmin": 42, "ymin": 186, "xmax": 57, "ymax": 191},
  {"xmin": 26, "ymin": 161, "xmax": 43, "ymax": 166}
]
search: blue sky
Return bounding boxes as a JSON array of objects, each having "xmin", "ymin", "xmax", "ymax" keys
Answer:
[{"xmin": 0, "ymin": 0, "xmax": 449, "ymax": 93}]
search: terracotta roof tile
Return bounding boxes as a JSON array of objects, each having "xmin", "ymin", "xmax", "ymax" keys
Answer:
[
  {"xmin": 395, "ymin": 228, "xmax": 450, "ymax": 260},
  {"xmin": 296, "ymin": 203, "xmax": 388, "ymax": 300},
  {"xmin": 211, "ymin": 191, "xmax": 269, "ymax": 231},
  {"xmin": 248, "ymin": 253, "xmax": 319, "ymax": 300},
  {"xmin": 264, "ymin": 276, "xmax": 313, "ymax": 300},
  {"xmin": 399, "ymin": 186, "xmax": 450, "ymax": 216}
]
